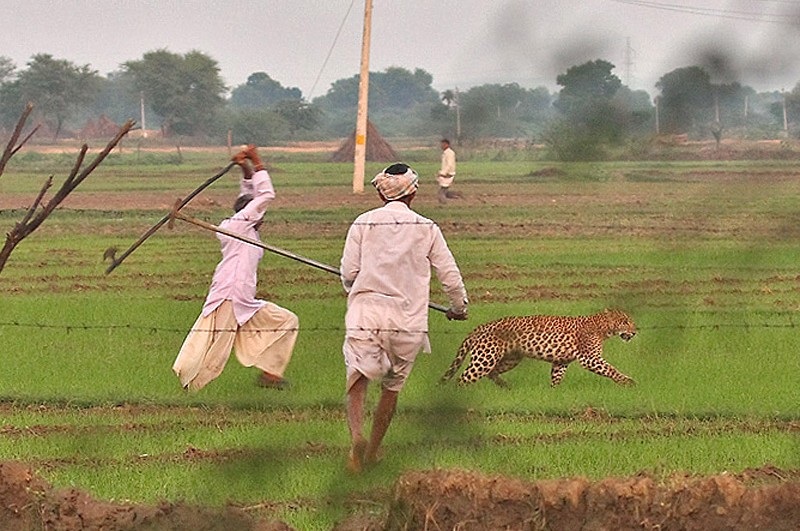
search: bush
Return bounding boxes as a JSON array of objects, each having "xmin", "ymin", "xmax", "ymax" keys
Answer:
[{"xmin": 542, "ymin": 121, "xmax": 607, "ymax": 161}]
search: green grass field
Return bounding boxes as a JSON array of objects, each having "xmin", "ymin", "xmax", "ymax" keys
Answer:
[{"xmin": 0, "ymin": 147, "xmax": 798, "ymax": 528}]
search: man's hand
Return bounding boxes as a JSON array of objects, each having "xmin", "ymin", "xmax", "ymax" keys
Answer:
[
  {"xmin": 446, "ymin": 306, "xmax": 468, "ymax": 321},
  {"xmin": 231, "ymin": 150, "xmax": 248, "ymax": 165}
]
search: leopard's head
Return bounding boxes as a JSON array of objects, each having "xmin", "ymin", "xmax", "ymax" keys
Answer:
[{"xmin": 602, "ymin": 308, "xmax": 637, "ymax": 341}]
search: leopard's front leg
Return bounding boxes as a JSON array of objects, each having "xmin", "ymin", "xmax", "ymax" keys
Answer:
[{"xmin": 577, "ymin": 353, "xmax": 635, "ymax": 385}]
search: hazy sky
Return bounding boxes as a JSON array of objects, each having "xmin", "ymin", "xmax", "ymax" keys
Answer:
[{"xmin": 2, "ymin": 0, "xmax": 799, "ymax": 99}]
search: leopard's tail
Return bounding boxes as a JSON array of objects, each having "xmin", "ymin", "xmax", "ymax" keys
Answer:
[{"xmin": 440, "ymin": 337, "xmax": 472, "ymax": 383}]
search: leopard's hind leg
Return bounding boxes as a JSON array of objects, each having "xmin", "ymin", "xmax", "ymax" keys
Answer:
[
  {"xmin": 458, "ymin": 341, "xmax": 505, "ymax": 385},
  {"xmin": 441, "ymin": 337, "xmax": 473, "ymax": 383},
  {"xmin": 550, "ymin": 361, "xmax": 569, "ymax": 387},
  {"xmin": 487, "ymin": 349, "xmax": 524, "ymax": 388}
]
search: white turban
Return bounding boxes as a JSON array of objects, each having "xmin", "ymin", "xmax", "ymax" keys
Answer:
[{"xmin": 371, "ymin": 165, "xmax": 419, "ymax": 200}]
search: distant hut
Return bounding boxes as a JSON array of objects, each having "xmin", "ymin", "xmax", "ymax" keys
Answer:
[
  {"xmin": 80, "ymin": 114, "xmax": 120, "ymax": 139},
  {"xmin": 330, "ymin": 120, "xmax": 398, "ymax": 162}
]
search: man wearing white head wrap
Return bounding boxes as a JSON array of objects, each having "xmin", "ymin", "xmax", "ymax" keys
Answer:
[
  {"xmin": 370, "ymin": 164, "xmax": 419, "ymax": 200},
  {"xmin": 340, "ymin": 162, "xmax": 469, "ymax": 473}
]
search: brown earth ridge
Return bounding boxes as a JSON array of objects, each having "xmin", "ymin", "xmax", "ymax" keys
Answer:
[{"xmin": 2, "ymin": 460, "xmax": 799, "ymax": 530}]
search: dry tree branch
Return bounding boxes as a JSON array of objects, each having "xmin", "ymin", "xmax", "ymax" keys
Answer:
[
  {"xmin": 10, "ymin": 125, "xmax": 41, "ymax": 158},
  {"xmin": 0, "ymin": 106, "xmax": 135, "ymax": 274},
  {"xmin": 17, "ymin": 177, "xmax": 53, "ymax": 228},
  {"xmin": 0, "ymin": 102, "xmax": 37, "ymax": 176}
]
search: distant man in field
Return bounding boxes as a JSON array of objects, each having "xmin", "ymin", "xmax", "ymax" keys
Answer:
[
  {"xmin": 340, "ymin": 162, "xmax": 469, "ymax": 473},
  {"xmin": 172, "ymin": 145, "xmax": 298, "ymax": 391},
  {"xmin": 436, "ymin": 138, "xmax": 462, "ymax": 203}
]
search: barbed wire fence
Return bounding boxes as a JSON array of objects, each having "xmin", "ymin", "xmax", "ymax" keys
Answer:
[{"xmin": 1, "ymin": 319, "xmax": 799, "ymax": 336}]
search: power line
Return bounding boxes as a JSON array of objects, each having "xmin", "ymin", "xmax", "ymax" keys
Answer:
[
  {"xmin": 307, "ymin": 0, "xmax": 357, "ymax": 100},
  {"xmin": 609, "ymin": 0, "xmax": 800, "ymax": 24}
]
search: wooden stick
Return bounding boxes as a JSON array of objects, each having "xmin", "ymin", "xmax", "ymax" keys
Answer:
[{"xmin": 104, "ymin": 161, "xmax": 236, "ymax": 274}]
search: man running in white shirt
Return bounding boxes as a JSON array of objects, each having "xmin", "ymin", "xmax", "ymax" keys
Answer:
[
  {"xmin": 436, "ymin": 138, "xmax": 462, "ymax": 203},
  {"xmin": 340, "ymin": 162, "xmax": 469, "ymax": 472}
]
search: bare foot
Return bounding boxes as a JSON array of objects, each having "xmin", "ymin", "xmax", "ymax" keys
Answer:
[
  {"xmin": 347, "ymin": 438, "xmax": 367, "ymax": 474},
  {"xmin": 364, "ymin": 448, "xmax": 384, "ymax": 469}
]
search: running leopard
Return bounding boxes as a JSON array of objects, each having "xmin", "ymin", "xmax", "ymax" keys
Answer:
[{"xmin": 441, "ymin": 309, "xmax": 636, "ymax": 388}]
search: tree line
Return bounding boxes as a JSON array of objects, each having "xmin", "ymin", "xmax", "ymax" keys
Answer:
[{"xmin": 0, "ymin": 49, "xmax": 798, "ymax": 158}]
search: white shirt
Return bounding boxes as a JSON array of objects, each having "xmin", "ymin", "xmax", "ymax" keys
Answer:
[
  {"xmin": 201, "ymin": 169, "xmax": 275, "ymax": 325},
  {"xmin": 340, "ymin": 201, "xmax": 468, "ymax": 348},
  {"xmin": 440, "ymin": 146, "xmax": 456, "ymax": 176}
]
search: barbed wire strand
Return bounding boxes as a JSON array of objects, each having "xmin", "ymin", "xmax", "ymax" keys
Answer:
[{"xmin": 0, "ymin": 320, "xmax": 798, "ymax": 335}]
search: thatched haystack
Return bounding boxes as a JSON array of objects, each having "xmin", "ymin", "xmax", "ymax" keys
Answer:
[{"xmin": 330, "ymin": 120, "xmax": 398, "ymax": 162}]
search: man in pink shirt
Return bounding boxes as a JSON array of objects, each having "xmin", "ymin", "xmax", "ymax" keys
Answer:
[
  {"xmin": 172, "ymin": 145, "xmax": 298, "ymax": 391},
  {"xmin": 340, "ymin": 162, "xmax": 469, "ymax": 473}
]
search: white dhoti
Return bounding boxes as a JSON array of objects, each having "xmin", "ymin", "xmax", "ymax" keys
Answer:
[
  {"xmin": 436, "ymin": 173, "xmax": 455, "ymax": 188},
  {"xmin": 173, "ymin": 300, "xmax": 298, "ymax": 391},
  {"xmin": 342, "ymin": 294, "xmax": 428, "ymax": 393}
]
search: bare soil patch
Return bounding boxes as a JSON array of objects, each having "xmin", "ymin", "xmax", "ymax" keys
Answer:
[
  {"xmin": 386, "ymin": 467, "xmax": 800, "ymax": 530},
  {"xmin": 3, "ymin": 460, "xmax": 798, "ymax": 530},
  {"xmin": 0, "ymin": 460, "xmax": 287, "ymax": 531}
]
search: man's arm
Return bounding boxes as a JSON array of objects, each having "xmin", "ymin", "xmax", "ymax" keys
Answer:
[
  {"xmin": 340, "ymin": 221, "xmax": 363, "ymax": 293},
  {"xmin": 237, "ymin": 170, "xmax": 276, "ymax": 223},
  {"xmin": 429, "ymin": 226, "xmax": 468, "ymax": 318}
]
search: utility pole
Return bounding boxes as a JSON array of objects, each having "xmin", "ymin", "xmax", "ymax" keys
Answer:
[
  {"xmin": 140, "ymin": 91, "xmax": 147, "ymax": 138},
  {"xmin": 654, "ymin": 96, "xmax": 660, "ymax": 135},
  {"xmin": 455, "ymin": 86, "xmax": 461, "ymax": 143},
  {"xmin": 352, "ymin": 0, "xmax": 372, "ymax": 194},
  {"xmin": 783, "ymin": 90, "xmax": 789, "ymax": 133},
  {"xmin": 744, "ymin": 95, "xmax": 749, "ymax": 123}
]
